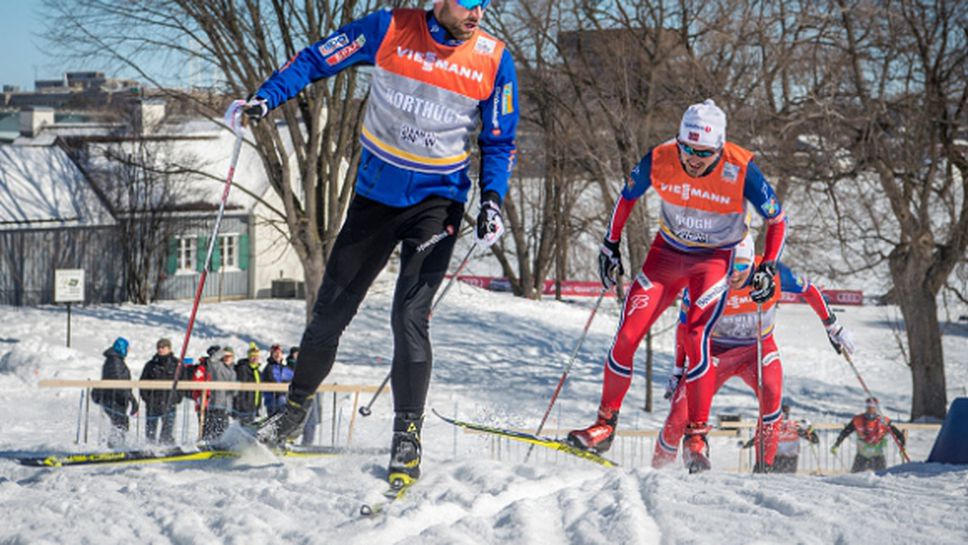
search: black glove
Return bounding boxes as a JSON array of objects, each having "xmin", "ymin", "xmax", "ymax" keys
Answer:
[
  {"xmin": 598, "ymin": 238, "xmax": 624, "ymax": 289},
  {"xmin": 242, "ymin": 94, "xmax": 269, "ymax": 120},
  {"xmin": 475, "ymin": 192, "xmax": 505, "ymax": 247},
  {"xmin": 750, "ymin": 260, "xmax": 777, "ymax": 303}
]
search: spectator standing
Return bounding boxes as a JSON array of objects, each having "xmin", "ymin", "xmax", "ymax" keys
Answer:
[
  {"xmin": 234, "ymin": 342, "xmax": 263, "ymax": 423},
  {"xmin": 263, "ymin": 344, "xmax": 294, "ymax": 416},
  {"xmin": 139, "ymin": 338, "xmax": 181, "ymax": 444},
  {"xmin": 203, "ymin": 347, "xmax": 237, "ymax": 441},
  {"xmin": 91, "ymin": 337, "xmax": 139, "ymax": 449}
]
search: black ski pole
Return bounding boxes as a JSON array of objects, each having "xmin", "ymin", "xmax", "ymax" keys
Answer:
[
  {"xmin": 359, "ymin": 244, "xmax": 476, "ymax": 417},
  {"xmin": 755, "ymin": 302, "xmax": 765, "ymax": 472}
]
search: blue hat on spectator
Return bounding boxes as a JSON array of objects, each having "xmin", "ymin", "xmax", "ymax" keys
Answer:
[{"xmin": 112, "ymin": 337, "xmax": 129, "ymax": 358}]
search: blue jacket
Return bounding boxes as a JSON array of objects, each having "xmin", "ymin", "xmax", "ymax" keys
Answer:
[
  {"xmin": 255, "ymin": 9, "xmax": 518, "ymax": 207},
  {"xmin": 262, "ymin": 358, "xmax": 295, "ymax": 414}
]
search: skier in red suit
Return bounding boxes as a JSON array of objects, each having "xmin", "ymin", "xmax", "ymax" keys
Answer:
[
  {"xmin": 652, "ymin": 235, "xmax": 853, "ymax": 471},
  {"xmin": 569, "ymin": 99, "xmax": 787, "ymax": 472}
]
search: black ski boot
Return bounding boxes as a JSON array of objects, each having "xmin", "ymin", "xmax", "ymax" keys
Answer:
[
  {"xmin": 252, "ymin": 397, "xmax": 312, "ymax": 446},
  {"xmin": 387, "ymin": 412, "xmax": 423, "ymax": 486}
]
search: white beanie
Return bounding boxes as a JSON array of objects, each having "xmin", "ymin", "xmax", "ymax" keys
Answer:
[{"xmin": 679, "ymin": 99, "xmax": 726, "ymax": 149}]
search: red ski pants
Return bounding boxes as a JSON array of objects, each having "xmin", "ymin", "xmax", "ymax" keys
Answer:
[
  {"xmin": 654, "ymin": 336, "xmax": 784, "ymax": 467},
  {"xmin": 599, "ymin": 235, "xmax": 732, "ymax": 427}
]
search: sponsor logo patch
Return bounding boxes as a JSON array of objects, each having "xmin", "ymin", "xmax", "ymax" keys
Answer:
[
  {"xmin": 722, "ymin": 162, "xmax": 740, "ymax": 182},
  {"xmin": 318, "ymin": 33, "xmax": 349, "ymax": 56},
  {"xmin": 635, "ymin": 271, "xmax": 653, "ymax": 290},
  {"xmin": 659, "ymin": 183, "xmax": 732, "ymax": 205},
  {"xmin": 761, "ymin": 197, "xmax": 779, "ymax": 217},
  {"xmin": 694, "ymin": 278, "xmax": 728, "ymax": 309},
  {"xmin": 474, "ymin": 35, "xmax": 497, "ymax": 55},
  {"xmin": 501, "ymin": 83, "xmax": 514, "ymax": 115},
  {"xmin": 399, "ymin": 124, "xmax": 439, "ymax": 148},
  {"xmin": 415, "ymin": 227, "xmax": 453, "ymax": 253},
  {"xmin": 326, "ymin": 34, "xmax": 365, "ymax": 66},
  {"xmin": 627, "ymin": 294, "xmax": 651, "ymax": 316},
  {"xmin": 396, "ymin": 47, "xmax": 485, "ymax": 82}
]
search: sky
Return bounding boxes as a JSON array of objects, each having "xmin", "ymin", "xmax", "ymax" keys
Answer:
[
  {"xmin": 0, "ymin": 2, "xmax": 57, "ymax": 90},
  {"xmin": 0, "ymin": 2, "xmax": 190, "ymax": 92}
]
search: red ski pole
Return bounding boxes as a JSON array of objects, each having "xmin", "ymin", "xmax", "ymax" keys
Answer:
[
  {"xmin": 524, "ymin": 286, "xmax": 610, "ymax": 462},
  {"xmin": 842, "ymin": 351, "xmax": 911, "ymax": 463},
  {"xmin": 163, "ymin": 105, "xmax": 246, "ymax": 416}
]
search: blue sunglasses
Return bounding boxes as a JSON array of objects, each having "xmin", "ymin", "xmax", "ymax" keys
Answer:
[
  {"xmin": 457, "ymin": 0, "xmax": 491, "ymax": 9},
  {"xmin": 678, "ymin": 141, "xmax": 719, "ymax": 158}
]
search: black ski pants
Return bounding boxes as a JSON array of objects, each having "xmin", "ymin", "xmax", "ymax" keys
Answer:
[{"xmin": 290, "ymin": 195, "xmax": 463, "ymax": 415}]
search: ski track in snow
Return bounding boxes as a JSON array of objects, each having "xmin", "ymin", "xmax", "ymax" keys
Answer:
[{"xmin": 1, "ymin": 273, "xmax": 967, "ymax": 544}]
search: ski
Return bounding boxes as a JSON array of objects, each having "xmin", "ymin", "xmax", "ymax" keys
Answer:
[
  {"xmin": 12, "ymin": 445, "xmax": 388, "ymax": 468},
  {"xmin": 359, "ymin": 474, "xmax": 416, "ymax": 517},
  {"xmin": 431, "ymin": 409, "xmax": 618, "ymax": 468}
]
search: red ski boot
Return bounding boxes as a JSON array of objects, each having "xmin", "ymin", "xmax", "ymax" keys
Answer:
[
  {"xmin": 682, "ymin": 422, "xmax": 711, "ymax": 474},
  {"xmin": 567, "ymin": 407, "xmax": 619, "ymax": 453}
]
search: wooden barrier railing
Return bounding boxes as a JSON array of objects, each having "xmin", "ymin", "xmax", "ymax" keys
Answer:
[
  {"xmin": 44, "ymin": 379, "xmax": 390, "ymax": 447},
  {"xmin": 39, "ymin": 379, "xmax": 389, "ymax": 393}
]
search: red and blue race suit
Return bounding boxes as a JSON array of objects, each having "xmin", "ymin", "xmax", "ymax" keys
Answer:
[
  {"xmin": 254, "ymin": 8, "xmax": 518, "ymax": 207},
  {"xmin": 653, "ymin": 261, "xmax": 832, "ymax": 468},
  {"xmin": 597, "ymin": 141, "xmax": 786, "ymax": 436}
]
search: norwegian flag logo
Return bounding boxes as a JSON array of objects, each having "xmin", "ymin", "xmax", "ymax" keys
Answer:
[{"xmin": 688, "ymin": 131, "xmax": 700, "ymax": 141}]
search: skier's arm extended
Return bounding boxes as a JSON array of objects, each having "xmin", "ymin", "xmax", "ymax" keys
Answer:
[
  {"xmin": 832, "ymin": 420, "xmax": 856, "ymax": 448},
  {"xmin": 743, "ymin": 161, "xmax": 786, "ymax": 263},
  {"xmin": 254, "ymin": 10, "xmax": 392, "ymax": 110}
]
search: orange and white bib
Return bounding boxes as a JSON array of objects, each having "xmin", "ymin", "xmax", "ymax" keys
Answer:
[
  {"xmin": 360, "ymin": 9, "xmax": 504, "ymax": 174},
  {"xmin": 651, "ymin": 140, "xmax": 753, "ymax": 249}
]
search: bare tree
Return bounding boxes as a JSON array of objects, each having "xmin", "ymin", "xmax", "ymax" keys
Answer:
[
  {"xmin": 797, "ymin": 0, "xmax": 968, "ymax": 419},
  {"xmin": 44, "ymin": 0, "xmax": 397, "ymax": 320},
  {"xmin": 106, "ymin": 140, "xmax": 184, "ymax": 303}
]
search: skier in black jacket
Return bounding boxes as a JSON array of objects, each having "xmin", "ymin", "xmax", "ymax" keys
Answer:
[
  {"xmin": 139, "ymin": 337, "xmax": 181, "ymax": 444},
  {"xmin": 91, "ymin": 337, "xmax": 139, "ymax": 449}
]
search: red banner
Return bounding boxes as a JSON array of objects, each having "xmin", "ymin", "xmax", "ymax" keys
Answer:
[
  {"xmin": 453, "ymin": 276, "xmax": 863, "ymax": 304},
  {"xmin": 780, "ymin": 289, "xmax": 864, "ymax": 306},
  {"xmin": 453, "ymin": 276, "xmax": 612, "ymax": 298}
]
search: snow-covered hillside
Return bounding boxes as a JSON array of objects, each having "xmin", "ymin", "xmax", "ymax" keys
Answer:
[{"xmin": 1, "ymin": 274, "xmax": 967, "ymax": 544}]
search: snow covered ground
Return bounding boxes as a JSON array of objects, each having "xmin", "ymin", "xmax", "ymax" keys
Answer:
[{"xmin": 1, "ymin": 273, "xmax": 967, "ymax": 544}]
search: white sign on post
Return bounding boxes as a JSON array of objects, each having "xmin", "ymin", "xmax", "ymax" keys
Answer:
[{"xmin": 54, "ymin": 269, "xmax": 85, "ymax": 303}]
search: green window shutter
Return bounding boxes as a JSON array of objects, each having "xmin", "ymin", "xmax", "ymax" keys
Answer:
[
  {"xmin": 211, "ymin": 236, "xmax": 222, "ymax": 272},
  {"xmin": 166, "ymin": 238, "xmax": 178, "ymax": 275},
  {"xmin": 239, "ymin": 233, "xmax": 250, "ymax": 271},
  {"xmin": 196, "ymin": 235, "xmax": 209, "ymax": 272}
]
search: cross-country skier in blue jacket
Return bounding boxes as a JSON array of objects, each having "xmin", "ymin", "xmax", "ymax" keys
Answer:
[{"xmin": 226, "ymin": 0, "xmax": 518, "ymax": 485}]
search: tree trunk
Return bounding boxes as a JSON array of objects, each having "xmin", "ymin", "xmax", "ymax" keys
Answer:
[
  {"xmin": 301, "ymin": 250, "xmax": 326, "ymax": 324},
  {"xmin": 890, "ymin": 255, "xmax": 948, "ymax": 420}
]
